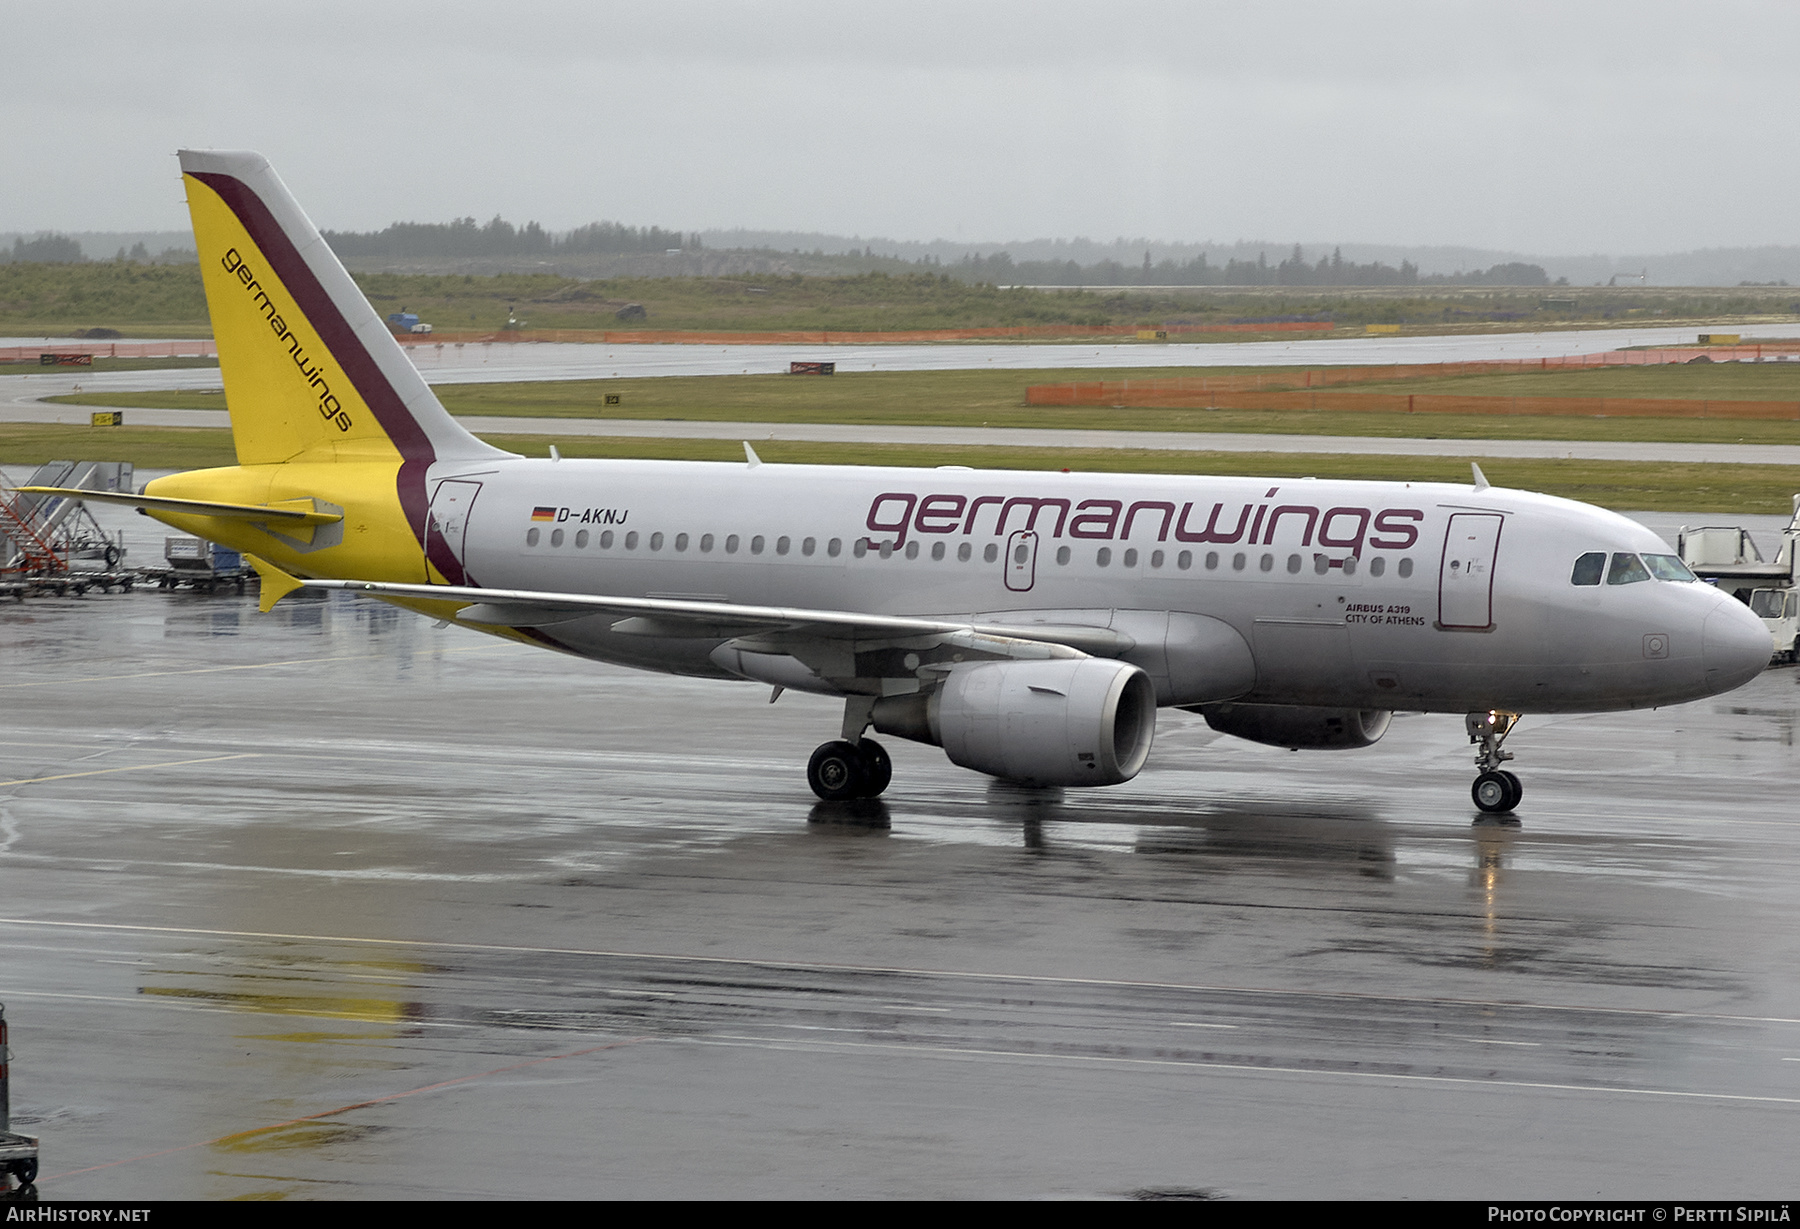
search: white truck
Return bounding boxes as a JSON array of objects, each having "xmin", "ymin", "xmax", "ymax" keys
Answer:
[{"xmin": 1679, "ymin": 494, "xmax": 1800, "ymax": 664}]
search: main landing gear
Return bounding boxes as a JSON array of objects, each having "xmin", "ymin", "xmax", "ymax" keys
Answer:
[
  {"xmin": 807, "ymin": 696, "xmax": 894, "ymax": 801},
  {"xmin": 807, "ymin": 738, "xmax": 892, "ymax": 801},
  {"xmin": 1466, "ymin": 710, "xmax": 1523, "ymax": 814}
]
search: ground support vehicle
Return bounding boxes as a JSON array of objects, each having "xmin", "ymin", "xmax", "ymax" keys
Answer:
[
  {"xmin": 1679, "ymin": 494, "xmax": 1800, "ymax": 664},
  {"xmin": 0, "ymin": 1005, "xmax": 38, "ymax": 1189},
  {"xmin": 142, "ymin": 536, "xmax": 254, "ymax": 594}
]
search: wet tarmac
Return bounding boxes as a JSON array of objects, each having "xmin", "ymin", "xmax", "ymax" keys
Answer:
[{"xmin": 3, "ymin": 551, "xmax": 1800, "ymax": 1198}]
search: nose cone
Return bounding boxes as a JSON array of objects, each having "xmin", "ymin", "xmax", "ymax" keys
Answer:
[{"xmin": 1703, "ymin": 599, "xmax": 1772, "ymax": 695}]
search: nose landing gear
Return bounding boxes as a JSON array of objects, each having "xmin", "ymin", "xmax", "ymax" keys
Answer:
[{"xmin": 1466, "ymin": 710, "xmax": 1522, "ymax": 813}]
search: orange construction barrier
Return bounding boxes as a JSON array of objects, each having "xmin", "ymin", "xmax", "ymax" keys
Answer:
[{"xmin": 0, "ymin": 339, "xmax": 217, "ymax": 363}]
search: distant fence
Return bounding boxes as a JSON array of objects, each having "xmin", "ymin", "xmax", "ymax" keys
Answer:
[
  {"xmin": 0, "ymin": 340, "xmax": 217, "ymax": 363},
  {"xmin": 1032, "ymin": 388, "xmax": 1800, "ymax": 420},
  {"xmin": 1027, "ymin": 345, "xmax": 1800, "ymax": 420}
]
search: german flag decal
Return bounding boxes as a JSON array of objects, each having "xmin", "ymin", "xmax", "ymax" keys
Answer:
[{"xmin": 531, "ymin": 506, "xmax": 557, "ymax": 522}]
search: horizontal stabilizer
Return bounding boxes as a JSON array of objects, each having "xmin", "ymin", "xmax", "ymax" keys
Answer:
[{"xmin": 15, "ymin": 487, "xmax": 342, "ymax": 526}]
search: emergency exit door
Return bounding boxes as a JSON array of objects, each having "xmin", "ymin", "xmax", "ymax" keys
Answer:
[{"xmin": 1005, "ymin": 530, "xmax": 1039, "ymax": 592}]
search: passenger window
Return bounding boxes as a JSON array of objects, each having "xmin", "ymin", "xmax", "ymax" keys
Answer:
[
  {"xmin": 1606, "ymin": 552, "xmax": 1651, "ymax": 585},
  {"xmin": 1641, "ymin": 553, "xmax": 1696, "ymax": 582},
  {"xmin": 1571, "ymin": 552, "xmax": 1605, "ymax": 585}
]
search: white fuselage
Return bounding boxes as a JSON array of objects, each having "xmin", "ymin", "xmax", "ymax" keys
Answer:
[{"xmin": 423, "ymin": 457, "xmax": 1772, "ymax": 715}]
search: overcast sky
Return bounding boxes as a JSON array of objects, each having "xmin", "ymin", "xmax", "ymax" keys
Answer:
[{"xmin": 5, "ymin": 1, "xmax": 1794, "ymax": 255}]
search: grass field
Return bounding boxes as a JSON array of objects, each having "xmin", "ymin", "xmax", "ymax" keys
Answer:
[
  {"xmin": 41, "ymin": 362, "xmax": 1800, "ymax": 446},
  {"xmin": 4, "ymin": 421, "xmax": 1794, "ymax": 514}
]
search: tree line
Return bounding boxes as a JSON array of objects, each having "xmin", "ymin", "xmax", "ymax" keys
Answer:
[
  {"xmin": 951, "ymin": 245, "xmax": 1552, "ymax": 287},
  {"xmin": 320, "ymin": 216, "xmax": 703, "ymax": 259}
]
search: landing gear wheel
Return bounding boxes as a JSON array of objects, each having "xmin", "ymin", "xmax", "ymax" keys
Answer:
[
  {"xmin": 855, "ymin": 738, "xmax": 892, "ymax": 797},
  {"xmin": 1498, "ymin": 769, "xmax": 1523, "ymax": 809},
  {"xmin": 807, "ymin": 740, "xmax": 865, "ymax": 801},
  {"xmin": 1473, "ymin": 771, "xmax": 1516, "ymax": 813}
]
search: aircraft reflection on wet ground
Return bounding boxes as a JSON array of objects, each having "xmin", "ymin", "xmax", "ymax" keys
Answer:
[{"xmin": 2, "ymin": 572, "xmax": 1799, "ymax": 1198}]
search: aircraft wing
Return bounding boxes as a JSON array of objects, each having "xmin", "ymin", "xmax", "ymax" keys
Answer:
[{"xmin": 250, "ymin": 557, "xmax": 1131, "ymax": 664}]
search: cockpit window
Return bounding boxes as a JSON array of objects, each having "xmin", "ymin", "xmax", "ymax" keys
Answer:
[
  {"xmin": 1571, "ymin": 552, "xmax": 1605, "ymax": 586},
  {"xmin": 1607, "ymin": 552, "xmax": 1652, "ymax": 585},
  {"xmin": 1641, "ymin": 553, "xmax": 1697, "ymax": 582}
]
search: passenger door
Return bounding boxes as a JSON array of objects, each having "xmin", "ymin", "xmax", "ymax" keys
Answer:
[
  {"xmin": 426, "ymin": 479, "xmax": 483, "ymax": 576},
  {"xmin": 1438, "ymin": 513, "xmax": 1503, "ymax": 630}
]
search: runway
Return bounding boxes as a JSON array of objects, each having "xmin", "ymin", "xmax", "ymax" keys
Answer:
[
  {"xmin": 2, "ymin": 537, "xmax": 1798, "ymax": 1197},
  {"xmin": 0, "ymin": 324, "xmax": 1747, "ymax": 396},
  {"xmin": 8, "ymin": 324, "xmax": 1798, "ymax": 466}
]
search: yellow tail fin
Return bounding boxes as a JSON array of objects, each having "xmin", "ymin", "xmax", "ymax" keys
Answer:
[{"xmin": 179, "ymin": 149, "xmax": 508, "ymax": 471}]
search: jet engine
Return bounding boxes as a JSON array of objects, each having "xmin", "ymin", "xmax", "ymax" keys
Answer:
[
  {"xmin": 1194, "ymin": 703, "xmax": 1391, "ymax": 750},
  {"xmin": 873, "ymin": 658, "xmax": 1156, "ymax": 786}
]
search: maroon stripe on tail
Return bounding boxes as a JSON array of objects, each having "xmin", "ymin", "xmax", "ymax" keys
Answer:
[{"xmin": 190, "ymin": 171, "xmax": 471, "ymax": 587}]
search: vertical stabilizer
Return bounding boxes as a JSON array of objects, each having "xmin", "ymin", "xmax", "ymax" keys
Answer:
[{"xmin": 178, "ymin": 149, "xmax": 510, "ymax": 477}]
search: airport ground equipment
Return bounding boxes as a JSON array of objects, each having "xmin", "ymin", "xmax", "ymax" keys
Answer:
[
  {"xmin": 0, "ymin": 1005, "xmax": 39, "ymax": 1188},
  {"xmin": 0, "ymin": 462, "xmax": 135, "ymax": 597},
  {"xmin": 1679, "ymin": 494, "xmax": 1800, "ymax": 663},
  {"xmin": 143, "ymin": 536, "xmax": 252, "ymax": 593}
]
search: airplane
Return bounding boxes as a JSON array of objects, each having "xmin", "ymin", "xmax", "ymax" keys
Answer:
[{"xmin": 23, "ymin": 150, "xmax": 1774, "ymax": 815}]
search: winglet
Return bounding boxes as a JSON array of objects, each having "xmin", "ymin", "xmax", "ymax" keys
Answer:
[
  {"xmin": 1471, "ymin": 462, "xmax": 1490, "ymax": 491},
  {"xmin": 248, "ymin": 554, "xmax": 308, "ymax": 613},
  {"xmin": 743, "ymin": 441, "xmax": 762, "ymax": 468}
]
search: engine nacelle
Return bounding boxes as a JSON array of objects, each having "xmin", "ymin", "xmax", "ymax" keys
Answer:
[
  {"xmin": 874, "ymin": 658, "xmax": 1156, "ymax": 786},
  {"xmin": 1195, "ymin": 703, "xmax": 1391, "ymax": 750}
]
